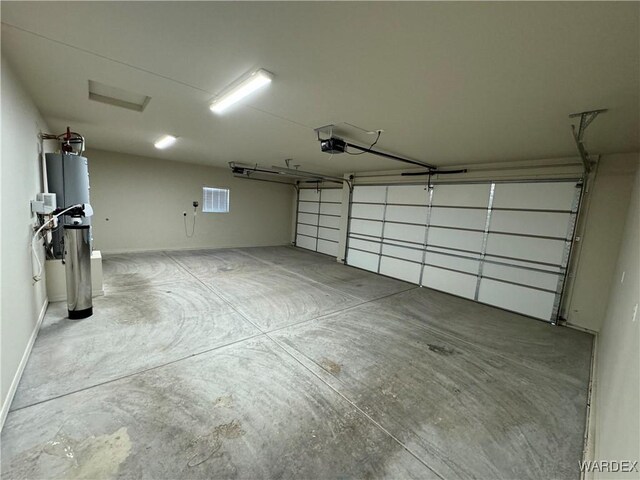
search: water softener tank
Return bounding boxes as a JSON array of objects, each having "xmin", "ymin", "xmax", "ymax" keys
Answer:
[
  {"xmin": 64, "ymin": 224, "xmax": 93, "ymax": 319},
  {"xmin": 45, "ymin": 153, "xmax": 91, "ymax": 258}
]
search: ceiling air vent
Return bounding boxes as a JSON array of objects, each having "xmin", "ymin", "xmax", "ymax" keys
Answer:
[{"xmin": 88, "ymin": 80, "xmax": 151, "ymax": 112}]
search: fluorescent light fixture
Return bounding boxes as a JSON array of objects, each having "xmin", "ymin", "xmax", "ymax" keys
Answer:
[
  {"xmin": 209, "ymin": 69, "xmax": 273, "ymax": 114},
  {"xmin": 154, "ymin": 135, "xmax": 177, "ymax": 149}
]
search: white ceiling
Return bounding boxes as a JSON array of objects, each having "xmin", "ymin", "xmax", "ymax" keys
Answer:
[{"xmin": 2, "ymin": 2, "xmax": 638, "ymax": 175}]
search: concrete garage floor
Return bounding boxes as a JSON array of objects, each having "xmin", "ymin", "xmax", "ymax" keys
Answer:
[{"xmin": 1, "ymin": 246, "xmax": 593, "ymax": 479}]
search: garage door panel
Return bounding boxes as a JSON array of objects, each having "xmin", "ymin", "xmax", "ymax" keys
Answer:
[
  {"xmin": 317, "ymin": 239, "xmax": 339, "ymax": 257},
  {"xmin": 387, "ymin": 185, "xmax": 429, "ymax": 205},
  {"xmin": 385, "ymin": 237, "xmax": 423, "ymax": 249},
  {"xmin": 299, "ymin": 189, "xmax": 321, "ymax": 202},
  {"xmin": 478, "ymin": 279, "xmax": 555, "ymax": 320},
  {"xmin": 485, "ymin": 234, "xmax": 566, "ymax": 265},
  {"xmin": 432, "ymin": 184, "xmax": 490, "ymax": 208},
  {"xmin": 430, "ymin": 207, "xmax": 487, "ymax": 230},
  {"xmin": 297, "ymin": 224, "xmax": 318, "ymax": 237},
  {"xmin": 298, "ymin": 202, "xmax": 320, "ymax": 214},
  {"xmin": 349, "ymin": 237, "xmax": 380, "ymax": 253},
  {"xmin": 384, "ymin": 223, "xmax": 426, "ymax": 245},
  {"xmin": 428, "ymin": 228, "xmax": 484, "ymax": 253},
  {"xmin": 320, "ymin": 189, "xmax": 342, "ymax": 203},
  {"xmin": 379, "ymin": 257, "xmax": 421, "ymax": 284},
  {"xmin": 296, "ymin": 235, "xmax": 316, "ymax": 251},
  {"xmin": 319, "ymin": 215, "xmax": 340, "ymax": 229},
  {"xmin": 298, "ymin": 213, "xmax": 318, "ymax": 226},
  {"xmin": 482, "ymin": 263, "xmax": 560, "ymax": 291},
  {"xmin": 482, "ymin": 256, "xmax": 562, "ymax": 274},
  {"xmin": 318, "ymin": 227, "xmax": 339, "ymax": 242},
  {"xmin": 427, "ymin": 245, "xmax": 480, "ymax": 258},
  {"xmin": 350, "ymin": 219, "xmax": 383, "ymax": 237},
  {"xmin": 319, "ymin": 203, "xmax": 342, "ymax": 216},
  {"xmin": 348, "ymin": 249, "xmax": 379, "ymax": 273},
  {"xmin": 352, "ymin": 186, "xmax": 386, "ymax": 204},
  {"xmin": 351, "ymin": 203, "xmax": 385, "ymax": 220},
  {"xmin": 422, "ymin": 266, "xmax": 477, "ymax": 299},
  {"xmin": 491, "ymin": 210, "xmax": 571, "ymax": 238},
  {"xmin": 381, "ymin": 243, "xmax": 423, "ymax": 263},
  {"xmin": 493, "ymin": 182, "xmax": 577, "ymax": 210},
  {"xmin": 424, "ymin": 251, "xmax": 480, "ymax": 274},
  {"xmin": 385, "ymin": 205, "xmax": 428, "ymax": 224}
]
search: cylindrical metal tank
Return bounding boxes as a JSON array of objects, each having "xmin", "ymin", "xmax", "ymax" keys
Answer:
[
  {"xmin": 64, "ymin": 225, "xmax": 93, "ymax": 319},
  {"xmin": 46, "ymin": 153, "xmax": 91, "ymax": 258}
]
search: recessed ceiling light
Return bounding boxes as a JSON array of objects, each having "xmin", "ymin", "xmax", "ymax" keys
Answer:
[
  {"xmin": 209, "ymin": 69, "xmax": 273, "ymax": 114},
  {"xmin": 88, "ymin": 80, "xmax": 151, "ymax": 112},
  {"xmin": 154, "ymin": 135, "xmax": 177, "ymax": 149}
]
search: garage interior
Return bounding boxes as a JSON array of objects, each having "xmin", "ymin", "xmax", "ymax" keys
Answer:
[{"xmin": 1, "ymin": 2, "xmax": 638, "ymax": 479}]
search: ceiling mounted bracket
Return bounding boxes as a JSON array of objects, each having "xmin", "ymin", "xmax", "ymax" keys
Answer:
[
  {"xmin": 569, "ymin": 109, "xmax": 607, "ymax": 173},
  {"xmin": 314, "ymin": 124, "xmax": 336, "ymax": 142}
]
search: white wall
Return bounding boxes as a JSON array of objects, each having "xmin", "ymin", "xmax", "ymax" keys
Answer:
[
  {"xmin": 86, "ymin": 149, "xmax": 293, "ymax": 253},
  {"xmin": 0, "ymin": 58, "xmax": 50, "ymax": 427},
  {"xmin": 566, "ymin": 154, "xmax": 638, "ymax": 332},
  {"xmin": 592, "ymin": 155, "xmax": 639, "ymax": 478}
]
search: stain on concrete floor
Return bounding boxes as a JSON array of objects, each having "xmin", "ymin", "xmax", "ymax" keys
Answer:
[
  {"xmin": 427, "ymin": 343, "xmax": 459, "ymax": 356},
  {"xmin": 319, "ymin": 358, "xmax": 342, "ymax": 375},
  {"xmin": 5, "ymin": 427, "xmax": 131, "ymax": 480},
  {"xmin": 186, "ymin": 420, "xmax": 245, "ymax": 468},
  {"xmin": 1, "ymin": 246, "xmax": 593, "ymax": 479}
]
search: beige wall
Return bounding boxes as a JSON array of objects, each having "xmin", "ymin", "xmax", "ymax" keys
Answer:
[
  {"xmin": 86, "ymin": 149, "xmax": 293, "ymax": 253},
  {"xmin": 0, "ymin": 58, "xmax": 50, "ymax": 427},
  {"xmin": 566, "ymin": 154, "xmax": 638, "ymax": 332},
  {"xmin": 592, "ymin": 157, "xmax": 639, "ymax": 477}
]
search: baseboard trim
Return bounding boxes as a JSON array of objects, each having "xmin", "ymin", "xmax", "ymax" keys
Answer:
[
  {"xmin": 566, "ymin": 322, "xmax": 598, "ymax": 336},
  {"xmin": 0, "ymin": 297, "xmax": 48, "ymax": 431},
  {"xmin": 581, "ymin": 332, "xmax": 598, "ymax": 480},
  {"xmin": 101, "ymin": 243, "xmax": 291, "ymax": 255}
]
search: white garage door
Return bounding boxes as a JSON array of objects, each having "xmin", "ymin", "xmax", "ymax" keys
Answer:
[
  {"xmin": 295, "ymin": 188, "xmax": 342, "ymax": 257},
  {"xmin": 346, "ymin": 180, "xmax": 582, "ymax": 322}
]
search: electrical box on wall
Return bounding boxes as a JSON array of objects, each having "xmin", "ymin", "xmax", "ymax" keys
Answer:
[{"xmin": 31, "ymin": 192, "xmax": 57, "ymax": 214}]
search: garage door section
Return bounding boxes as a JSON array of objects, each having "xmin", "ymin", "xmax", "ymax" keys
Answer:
[
  {"xmin": 346, "ymin": 181, "xmax": 582, "ymax": 322},
  {"xmin": 346, "ymin": 185, "xmax": 389, "ymax": 273},
  {"xmin": 478, "ymin": 181, "xmax": 581, "ymax": 320},
  {"xmin": 423, "ymin": 183, "xmax": 489, "ymax": 299},
  {"xmin": 295, "ymin": 188, "xmax": 342, "ymax": 257}
]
